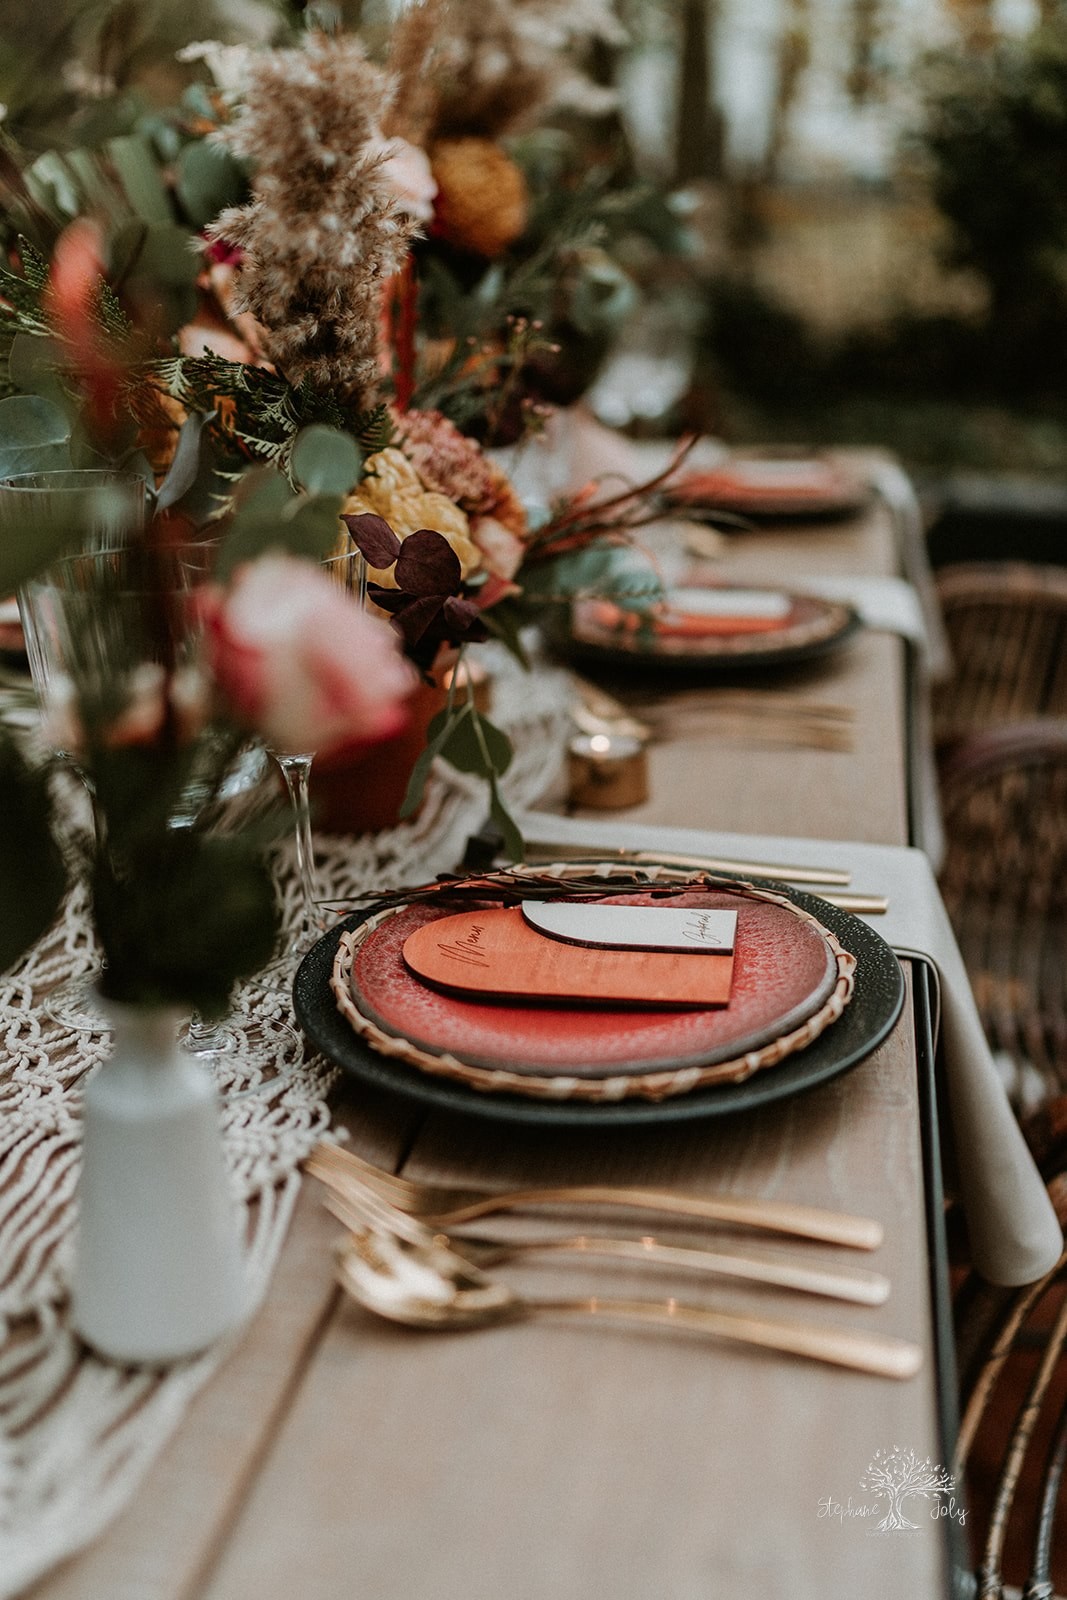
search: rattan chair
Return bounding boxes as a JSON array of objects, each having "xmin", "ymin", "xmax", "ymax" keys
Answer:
[
  {"xmin": 955, "ymin": 1141, "xmax": 1067, "ymax": 1600},
  {"xmin": 933, "ymin": 563, "xmax": 1067, "ymax": 753},
  {"xmin": 937, "ymin": 722, "xmax": 1067, "ymax": 1107}
]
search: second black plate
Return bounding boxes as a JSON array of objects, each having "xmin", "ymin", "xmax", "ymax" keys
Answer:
[{"xmin": 293, "ymin": 883, "xmax": 905, "ymax": 1128}]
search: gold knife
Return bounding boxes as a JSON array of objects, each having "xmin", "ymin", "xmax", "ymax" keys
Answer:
[{"xmin": 522, "ymin": 840, "xmax": 853, "ymax": 888}]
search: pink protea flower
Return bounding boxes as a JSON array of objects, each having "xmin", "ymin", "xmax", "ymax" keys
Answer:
[
  {"xmin": 395, "ymin": 408, "xmax": 528, "ymax": 535},
  {"xmin": 201, "ymin": 554, "xmax": 415, "ymax": 757}
]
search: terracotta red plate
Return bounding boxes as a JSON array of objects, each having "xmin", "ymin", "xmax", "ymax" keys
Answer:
[
  {"xmin": 329, "ymin": 885, "xmax": 855, "ymax": 1103},
  {"xmin": 295, "ymin": 883, "xmax": 905, "ymax": 1125}
]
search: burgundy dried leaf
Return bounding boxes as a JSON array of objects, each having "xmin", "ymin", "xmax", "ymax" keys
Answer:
[
  {"xmin": 341, "ymin": 512, "xmax": 401, "ymax": 568},
  {"xmin": 442, "ymin": 595, "xmax": 487, "ymax": 639},
  {"xmin": 392, "ymin": 592, "xmax": 447, "ymax": 648},
  {"xmin": 394, "ymin": 528, "xmax": 461, "ymax": 597},
  {"xmin": 365, "ymin": 583, "xmax": 408, "ymax": 613}
]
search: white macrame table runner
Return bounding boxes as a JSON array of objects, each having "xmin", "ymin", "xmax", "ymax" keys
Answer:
[{"xmin": 0, "ymin": 646, "xmax": 572, "ymax": 1598}]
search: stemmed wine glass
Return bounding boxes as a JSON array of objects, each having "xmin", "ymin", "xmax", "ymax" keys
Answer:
[{"xmin": 265, "ymin": 545, "xmax": 367, "ymax": 976}]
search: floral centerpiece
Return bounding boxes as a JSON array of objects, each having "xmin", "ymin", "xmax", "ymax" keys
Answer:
[{"xmin": 0, "ymin": 14, "xmax": 690, "ymax": 849}]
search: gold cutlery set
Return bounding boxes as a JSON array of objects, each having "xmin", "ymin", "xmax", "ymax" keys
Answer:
[
  {"xmin": 308, "ymin": 1143, "xmax": 921, "ymax": 1381},
  {"xmin": 519, "ymin": 842, "xmax": 889, "ymax": 917}
]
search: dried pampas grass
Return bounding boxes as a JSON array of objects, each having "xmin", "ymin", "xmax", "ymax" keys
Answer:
[{"xmin": 208, "ymin": 34, "xmax": 418, "ymax": 409}]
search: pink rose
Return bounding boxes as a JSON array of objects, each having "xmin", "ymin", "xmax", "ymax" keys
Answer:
[{"xmin": 202, "ymin": 554, "xmax": 414, "ymax": 757}]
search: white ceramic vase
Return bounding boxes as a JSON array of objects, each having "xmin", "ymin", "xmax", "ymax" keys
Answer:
[{"xmin": 71, "ymin": 999, "xmax": 250, "ymax": 1364}]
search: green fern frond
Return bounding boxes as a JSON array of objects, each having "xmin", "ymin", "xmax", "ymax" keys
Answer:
[
  {"xmin": 17, "ymin": 238, "xmax": 50, "ymax": 293},
  {"xmin": 97, "ymin": 280, "xmax": 132, "ymax": 339},
  {"xmin": 0, "ymin": 266, "xmax": 46, "ymax": 325},
  {"xmin": 351, "ymin": 401, "xmax": 394, "ymax": 454}
]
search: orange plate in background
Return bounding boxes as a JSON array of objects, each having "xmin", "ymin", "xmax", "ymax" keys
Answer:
[{"xmin": 665, "ymin": 456, "xmax": 870, "ymax": 520}]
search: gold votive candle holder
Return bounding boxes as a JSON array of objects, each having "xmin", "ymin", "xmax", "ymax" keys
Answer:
[{"xmin": 567, "ymin": 731, "xmax": 649, "ymax": 810}]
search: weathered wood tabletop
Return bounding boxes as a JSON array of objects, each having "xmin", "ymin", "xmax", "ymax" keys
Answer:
[{"xmin": 29, "ymin": 472, "xmax": 952, "ymax": 1600}]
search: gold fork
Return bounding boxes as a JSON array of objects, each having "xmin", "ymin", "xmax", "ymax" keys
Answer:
[
  {"xmin": 318, "ymin": 1190, "xmax": 890, "ymax": 1305},
  {"xmin": 307, "ymin": 1143, "xmax": 884, "ymax": 1251}
]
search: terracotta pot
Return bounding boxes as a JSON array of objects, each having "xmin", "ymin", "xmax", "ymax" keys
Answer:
[{"xmin": 309, "ymin": 675, "xmax": 448, "ymax": 835}]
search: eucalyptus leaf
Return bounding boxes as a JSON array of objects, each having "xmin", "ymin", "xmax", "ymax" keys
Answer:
[
  {"xmin": 216, "ymin": 477, "xmax": 340, "ymax": 578},
  {"xmin": 155, "ymin": 411, "xmax": 212, "ymax": 512},
  {"xmin": 235, "ymin": 469, "xmax": 293, "ymax": 520},
  {"xmin": 399, "ymin": 705, "xmax": 460, "ymax": 819},
  {"xmin": 438, "ymin": 704, "xmax": 513, "ymax": 779},
  {"xmin": 474, "ymin": 263, "xmax": 506, "ymax": 307},
  {"xmin": 175, "ymin": 140, "xmax": 246, "ymax": 228},
  {"xmin": 523, "ymin": 544, "xmax": 663, "ymax": 610},
  {"xmin": 120, "ymin": 222, "xmax": 200, "ymax": 331},
  {"xmin": 64, "ymin": 147, "xmax": 127, "ymax": 218},
  {"xmin": 0, "ymin": 393, "xmax": 70, "ymax": 457},
  {"xmin": 488, "ymin": 774, "xmax": 523, "ymax": 864},
  {"xmin": 291, "ymin": 425, "xmax": 362, "ymax": 497},
  {"xmin": 143, "ymin": 117, "xmax": 183, "ymax": 166},
  {"xmin": 0, "ymin": 394, "xmax": 72, "ymax": 486},
  {"xmin": 181, "ymin": 83, "xmax": 218, "ymax": 124},
  {"xmin": 0, "ymin": 439, "xmax": 72, "ymax": 481},
  {"xmin": 105, "ymin": 134, "xmax": 172, "ymax": 225},
  {"xmin": 278, "ymin": 497, "xmax": 347, "ymax": 560},
  {"xmin": 66, "ymin": 420, "xmax": 111, "ymax": 470},
  {"xmin": 7, "ymin": 335, "xmax": 67, "ymax": 406},
  {"xmin": 472, "ymin": 709, "xmax": 514, "ymax": 777},
  {"xmin": 129, "ymin": 223, "xmax": 201, "ymax": 287},
  {"xmin": 23, "ymin": 151, "xmax": 80, "ymax": 219},
  {"xmin": 0, "ymin": 735, "xmax": 67, "ymax": 973}
]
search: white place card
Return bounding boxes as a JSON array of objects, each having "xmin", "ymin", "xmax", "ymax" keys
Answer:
[
  {"xmin": 521, "ymin": 901, "xmax": 737, "ymax": 955},
  {"xmin": 667, "ymin": 587, "xmax": 791, "ymax": 621}
]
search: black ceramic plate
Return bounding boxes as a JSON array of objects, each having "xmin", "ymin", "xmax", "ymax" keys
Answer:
[
  {"xmin": 562, "ymin": 600, "xmax": 863, "ymax": 678},
  {"xmin": 293, "ymin": 883, "xmax": 905, "ymax": 1128}
]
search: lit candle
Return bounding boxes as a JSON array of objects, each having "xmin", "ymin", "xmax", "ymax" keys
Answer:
[{"xmin": 567, "ymin": 730, "xmax": 649, "ymax": 810}]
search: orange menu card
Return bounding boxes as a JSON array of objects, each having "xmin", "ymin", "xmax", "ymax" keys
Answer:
[{"xmin": 402, "ymin": 908, "xmax": 734, "ymax": 1008}]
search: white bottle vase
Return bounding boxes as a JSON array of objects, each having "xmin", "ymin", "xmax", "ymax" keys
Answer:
[{"xmin": 71, "ymin": 999, "xmax": 250, "ymax": 1364}]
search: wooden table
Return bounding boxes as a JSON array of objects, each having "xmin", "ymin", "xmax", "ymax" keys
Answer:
[{"xmin": 30, "ymin": 476, "xmax": 954, "ymax": 1600}]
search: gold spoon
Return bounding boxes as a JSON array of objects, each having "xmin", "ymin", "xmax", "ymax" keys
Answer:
[{"xmin": 334, "ymin": 1225, "xmax": 921, "ymax": 1381}]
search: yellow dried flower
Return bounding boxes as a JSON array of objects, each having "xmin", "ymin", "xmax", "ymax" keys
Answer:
[
  {"xmin": 343, "ymin": 448, "xmax": 481, "ymax": 587},
  {"xmin": 430, "ymin": 139, "xmax": 528, "ymax": 258}
]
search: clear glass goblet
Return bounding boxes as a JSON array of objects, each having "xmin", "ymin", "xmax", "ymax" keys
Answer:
[{"xmin": 264, "ymin": 545, "xmax": 368, "ymax": 979}]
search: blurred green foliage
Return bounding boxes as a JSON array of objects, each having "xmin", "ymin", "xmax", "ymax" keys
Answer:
[{"xmin": 918, "ymin": 21, "xmax": 1067, "ymax": 336}]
